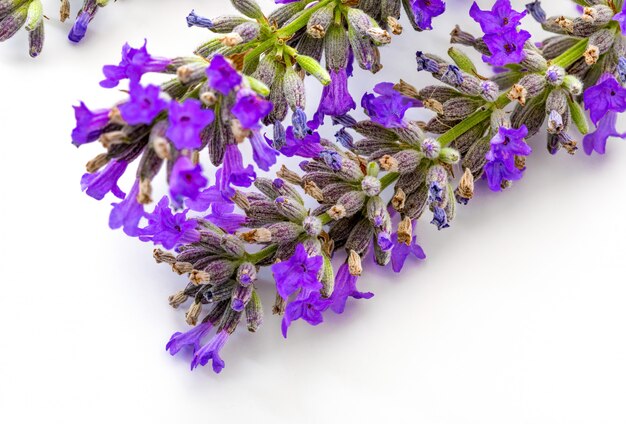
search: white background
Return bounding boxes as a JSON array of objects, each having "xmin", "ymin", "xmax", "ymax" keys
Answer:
[{"xmin": 1, "ymin": 1, "xmax": 626, "ymax": 423}]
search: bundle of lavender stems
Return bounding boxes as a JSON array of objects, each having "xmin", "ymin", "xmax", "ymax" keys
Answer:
[
  {"xmin": 71, "ymin": 0, "xmax": 626, "ymax": 374},
  {"xmin": 1, "ymin": 0, "xmax": 112, "ymax": 56}
]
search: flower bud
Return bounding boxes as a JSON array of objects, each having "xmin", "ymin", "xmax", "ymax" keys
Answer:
[
  {"xmin": 275, "ymin": 196, "xmax": 307, "ymax": 222},
  {"xmin": 562, "ymin": 75, "xmax": 583, "ymax": 95},
  {"xmin": 393, "ymin": 150, "xmax": 422, "ymax": 173},
  {"xmin": 307, "ymin": 3, "xmax": 334, "ymax": 38},
  {"xmin": 231, "ymin": 284, "xmax": 253, "ymax": 312},
  {"xmin": 443, "ymin": 97, "xmax": 483, "ymax": 120},
  {"xmin": 24, "ymin": 0, "xmax": 42, "ymax": 31},
  {"xmin": 283, "ymin": 67, "xmax": 306, "ymax": 111},
  {"xmin": 230, "ymin": 0, "xmax": 264, "ymax": 20},
  {"xmin": 268, "ymin": 221, "xmax": 303, "ymax": 243},
  {"xmin": 208, "ymin": 15, "xmax": 250, "ymax": 33},
  {"xmin": 439, "ymin": 147, "xmax": 460, "ymax": 164},
  {"xmin": 361, "ymin": 176, "xmax": 381, "ymax": 197},
  {"xmin": 346, "ymin": 7, "xmax": 372, "ymax": 37},
  {"xmin": 520, "ymin": 48, "xmax": 548, "ymax": 72},
  {"xmin": 245, "ymin": 290, "xmax": 263, "ymax": 332},
  {"xmin": 295, "ymin": 54, "xmax": 331, "ymax": 85},
  {"xmin": 345, "ymin": 219, "xmax": 375, "ymax": 255},
  {"xmin": 325, "ymin": 23, "xmax": 350, "ymax": 70},
  {"xmin": 205, "ymin": 259, "xmax": 238, "ymax": 285},
  {"xmin": 220, "ymin": 234, "xmax": 246, "ymax": 257}
]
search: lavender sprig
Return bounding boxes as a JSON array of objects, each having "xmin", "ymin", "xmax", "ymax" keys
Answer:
[{"xmin": 72, "ymin": 0, "xmax": 626, "ymax": 375}]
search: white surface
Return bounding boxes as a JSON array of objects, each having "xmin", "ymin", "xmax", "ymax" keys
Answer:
[{"xmin": 1, "ymin": 1, "xmax": 626, "ymax": 423}]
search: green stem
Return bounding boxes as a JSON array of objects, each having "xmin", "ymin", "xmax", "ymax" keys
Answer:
[
  {"xmin": 380, "ymin": 172, "xmax": 400, "ymax": 190},
  {"xmin": 246, "ymin": 244, "xmax": 279, "ymax": 264},
  {"xmin": 551, "ymin": 37, "xmax": 589, "ymax": 68},
  {"xmin": 438, "ymin": 107, "xmax": 493, "ymax": 147},
  {"xmin": 243, "ymin": 38, "xmax": 275, "ymax": 69}
]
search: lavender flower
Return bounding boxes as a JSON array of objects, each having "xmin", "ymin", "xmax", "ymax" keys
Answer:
[
  {"xmin": 411, "ymin": 0, "xmax": 446, "ymax": 30},
  {"xmin": 329, "ymin": 263, "xmax": 374, "ymax": 314},
  {"xmin": 191, "ymin": 330, "xmax": 229, "ymax": 373},
  {"xmin": 166, "ymin": 321, "xmax": 213, "ymax": 355},
  {"xmin": 71, "ymin": 103, "xmax": 110, "ymax": 146},
  {"xmin": 281, "ymin": 291, "xmax": 331, "ymax": 338},
  {"xmin": 119, "ymin": 84, "xmax": 167, "ymax": 126},
  {"xmin": 583, "ymin": 75, "xmax": 626, "ymax": 125},
  {"xmin": 361, "ymin": 83, "xmax": 421, "ymax": 128},
  {"xmin": 484, "ymin": 126, "xmax": 531, "ymax": 191},
  {"xmin": 169, "ymin": 156, "xmax": 208, "ymax": 204},
  {"xmin": 166, "ymin": 99, "xmax": 215, "ymax": 150},
  {"xmin": 272, "ymin": 244, "xmax": 323, "ymax": 299},
  {"xmin": 100, "ymin": 41, "xmax": 171, "ymax": 89},
  {"xmin": 482, "ymin": 29, "xmax": 531, "ymax": 66},
  {"xmin": 140, "ymin": 197, "xmax": 201, "ymax": 250},
  {"xmin": 469, "ymin": 0, "xmax": 526, "ymax": 34},
  {"xmin": 205, "ymin": 55, "xmax": 242, "ymax": 95},
  {"xmin": 109, "ymin": 181, "xmax": 144, "ymax": 236}
]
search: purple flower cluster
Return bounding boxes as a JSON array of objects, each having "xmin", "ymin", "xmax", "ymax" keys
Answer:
[
  {"xmin": 470, "ymin": 0, "xmax": 530, "ymax": 66},
  {"xmin": 484, "ymin": 126, "xmax": 531, "ymax": 192}
]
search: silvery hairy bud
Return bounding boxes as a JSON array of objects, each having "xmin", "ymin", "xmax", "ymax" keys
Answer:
[
  {"xmin": 588, "ymin": 28, "xmax": 615, "ymax": 56},
  {"xmin": 346, "ymin": 7, "xmax": 372, "ymax": 37},
  {"xmin": 205, "ymin": 259, "xmax": 238, "ymax": 285},
  {"xmin": 220, "ymin": 234, "xmax": 246, "ymax": 257},
  {"xmin": 345, "ymin": 219, "xmax": 375, "ymax": 256},
  {"xmin": 366, "ymin": 196, "xmax": 387, "ymax": 227},
  {"xmin": 545, "ymin": 65, "xmax": 565, "ymax": 86},
  {"xmin": 325, "ymin": 23, "xmax": 350, "ymax": 70},
  {"xmin": 208, "ymin": 15, "xmax": 250, "ymax": 33},
  {"xmin": 233, "ymin": 21, "xmax": 260, "ymax": 43},
  {"xmin": 0, "ymin": 2, "xmax": 28, "ymax": 42},
  {"xmin": 307, "ymin": 3, "xmax": 334, "ymax": 38},
  {"xmin": 361, "ymin": 176, "xmax": 382, "ymax": 197},
  {"xmin": 511, "ymin": 94, "xmax": 547, "ymax": 137},
  {"xmin": 562, "ymin": 75, "xmax": 583, "ymax": 95},
  {"xmin": 348, "ymin": 25, "xmax": 381, "ymax": 72},
  {"xmin": 268, "ymin": 1, "xmax": 304, "ymax": 27},
  {"xmin": 283, "ymin": 67, "xmax": 306, "ymax": 110},
  {"xmin": 403, "ymin": 185, "xmax": 429, "ymax": 220},
  {"xmin": 28, "ymin": 21, "xmax": 44, "ymax": 58},
  {"xmin": 515, "ymin": 73, "xmax": 546, "ymax": 102},
  {"xmin": 546, "ymin": 89, "xmax": 569, "ymax": 127},
  {"xmin": 245, "ymin": 291, "xmax": 263, "ymax": 332},
  {"xmin": 520, "ymin": 49, "xmax": 548, "ymax": 72},
  {"xmin": 252, "ymin": 55, "xmax": 279, "ymax": 87},
  {"xmin": 268, "ymin": 221, "xmax": 303, "ymax": 244},
  {"xmin": 480, "ymin": 80, "xmax": 499, "ymax": 102},
  {"xmin": 275, "ymin": 196, "xmax": 307, "ymax": 222},
  {"xmin": 230, "ymin": 0, "xmax": 264, "ymax": 20},
  {"xmin": 443, "ymin": 97, "xmax": 484, "ymax": 120},
  {"xmin": 237, "ymin": 263, "xmax": 257, "ymax": 286},
  {"xmin": 393, "ymin": 150, "xmax": 423, "ymax": 174},
  {"xmin": 335, "ymin": 191, "xmax": 367, "ymax": 218},
  {"xmin": 231, "ymin": 284, "xmax": 254, "ymax": 312}
]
